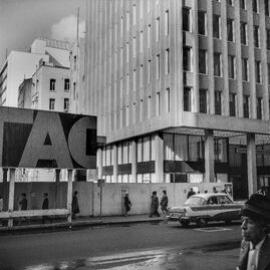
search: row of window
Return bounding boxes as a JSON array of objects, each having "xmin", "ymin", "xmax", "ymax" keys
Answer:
[
  {"xmin": 49, "ymin": 78, "xmax": 70, "ymax": 91},
  {"xmin": 102, "ymin": 132, "xmax": 227, "ymax": 167},
  {"xmin": 124, "ymin": 0, "xmax": 266, "ymax": 34},
  {"xmin": 115, "ymin": 48, "xmax": 265, "ymax": 89},
  {"xmin": 184, "ymin": 87, "xmax": 265, "ymax": 120},
  {"xmin": 116, "ymin": 88, "xmax": 170, "ymax": 130},
  {"xmin": 113, "ymin": 87, "xmax": 266, "ymax": 129},
  {"xmin": 184, "ymin": 7, "xmax": 270, "ymax": 50},
  {"xmin": 114, "ymin": 1, "xmax": 270, "ymax": 67},
  {"xmin": 164, "ymin": 133, "xmax": 227, "ymax": 163},
  {"xmin": 226, "ymin": 0, "xmax": 269, "ymax": 14},
  {"xmin": 49, "ymin": 98, "xmax": 69, "ymax": 111},
  {"xmin": 102, "ymin": 136, "xmax": 156, "ymax": 166},
  {"xmin": 186, "ymin": 47, "xmax": 266, "ymax": 83},
  {"xmin": 118, "ymin": 9, "xmax": 269, "ymax": 65}
]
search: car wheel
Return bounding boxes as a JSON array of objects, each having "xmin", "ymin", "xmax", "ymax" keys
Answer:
[
  {"xmin": 180, "ymin": 220, "xmax": 190, "ymax": 227},
  {"xmin": 196, "ymin": 218, "xmax": 208, "ymax": 227}
]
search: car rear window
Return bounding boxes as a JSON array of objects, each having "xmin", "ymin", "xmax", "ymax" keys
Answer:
[
  {"xmin": 184, "ymin": 196, "xmax": 206, "ymax": 206},
  {"xmin": 217, "ymin": 195, "xmax": 232, "ymax": 204}
]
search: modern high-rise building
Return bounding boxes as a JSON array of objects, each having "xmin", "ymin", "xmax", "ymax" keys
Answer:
[{"xmin": 86, "ymin": 0, "xmax": 270, "ymax": 198}]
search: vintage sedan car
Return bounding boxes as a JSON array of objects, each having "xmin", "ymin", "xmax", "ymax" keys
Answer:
[{"xmin": 167, "ymin": 193, "xmax": 243, "ymax": 227}]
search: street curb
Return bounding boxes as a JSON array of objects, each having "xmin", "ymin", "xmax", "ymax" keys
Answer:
[{"xmin": 0, "ymin": 217, "xmax": 163, "ymax": 233}]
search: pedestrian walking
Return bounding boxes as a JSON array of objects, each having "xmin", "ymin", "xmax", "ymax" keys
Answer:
[
  {"xmin": 42, "ymin": 193, "xmax": 49, "ymax": 224},
  {"xmin": 72, "ymin": 191, "xmax": 80, "ymax": 219},
  {"xmin": 123, "ymin": 192, "xmax": 132, "ymax": 216},
  {"xmin": 237, "ymin": 193, "xmax": 270, "ymax": 270},
  {"xmin": 18, "ymin": 193, "xmax": 27, "ymax": 225},
  {"xmin": 149, "ymin": 191, "xmax": 160, "ymax": 217},
  {"xmin": 0, "ymin": 195, "xmax": 3, "ymax": 212},
  {"xmin": 42, "ymin": 193, "xmax": 49, "ymax": 210},
  {"xmin": 0, "ymin": 195, "xmax": 3, "ymax": 226},
  {"xmin": 19, "ymin": 193, "xmax": 27, "ymax": 210},
  {"xmin": 160, "ymin": 190, "xmax": 168, "ymax": 222},
  {"xmin": 160, "ymin": 190, "xmax": 168, "ymax": 215},
  {"xmin": 187, "ymin": 188, "xmax": 195, "ymax": 199}
]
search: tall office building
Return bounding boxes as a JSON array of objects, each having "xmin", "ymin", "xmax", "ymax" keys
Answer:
[{"xmin": 86, "ymin": 0, "xmax": 270, "ymax": 198}]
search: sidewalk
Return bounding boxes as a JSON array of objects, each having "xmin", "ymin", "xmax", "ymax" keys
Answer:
[{"xmin": 0, "ymin": 214, "xmax": 163, "ymax": 233}]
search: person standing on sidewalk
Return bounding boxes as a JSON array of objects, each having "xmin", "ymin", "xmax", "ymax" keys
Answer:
[
  {"xmin": 149, "ymin": 191, "xmax": 160, "ymax": 218},
  {"xmin": 42, "ymin": 193, "xmax": 49, "ymax": 224},
  {"xmin": 123, "ymin": 192, "xmax": 132, "ymax": 216},
  {"xmin": 237, "ymin": 193, "xmax": 270, "ymax": 270},
  {"xmin": 72, "ymin": 191, "xmax": 80, "ymax": 219},
  {"xmin": 18, "ymin": 193, "xmax": 27, "ymax": 225},
  {"xmin": 0, "ymin": 195, "xmax": 3, "ymax": 226},
  {"xmin": 19, "ymin": 193, "xmax": 27, "ymax": 210},
  {"xmin": 0, "ymin": 195, "xmax": 3, "ymax": 212},
  {"xmin": 160, "ymin": 190, "xmax": 168, "ymax": 220}
]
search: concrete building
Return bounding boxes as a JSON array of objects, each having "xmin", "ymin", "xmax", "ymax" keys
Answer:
[
  {"xmin": 0, "ymin": 51, "xmax": 48, "ymax": 107},
  {"xmin": 31, "ymin": 61, "xmax": 70, "ymax": 112},
  {"xmin": 85, "ymin": 0, "xmax": 270, "ymax": 199},
  {"xmin": 18, "ymin": 78, "xmax": 32, "ymax": 109},
  {"xmin": 0, "ymin": 37, "xmax": 71, "ymax": 108},
  {"xmin": 15, "ymin": 38, "xmax": 73, "ymax": 182}
]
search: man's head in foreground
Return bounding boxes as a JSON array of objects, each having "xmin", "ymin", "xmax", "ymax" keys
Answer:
[{"xmin": 241, "ymin": 193, "xmax": 270, "ymax": 245}]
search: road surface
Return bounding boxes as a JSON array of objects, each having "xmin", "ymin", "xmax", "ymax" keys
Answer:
[{"xmin": 0, "ymin": 221, "xmax": 242, "ymax": 269}]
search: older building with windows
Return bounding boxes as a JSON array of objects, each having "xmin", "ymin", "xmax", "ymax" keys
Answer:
[
  {"xmin": 15, "ymin": 38, "xmax": 72, "ymax": 182},
  {"xmin": 0, "ymin": 51, "xmax": 49, "ymax": 107},
  {"xmin": 85, "ymin": 0, "xmax": 270, "ymax": 199}
]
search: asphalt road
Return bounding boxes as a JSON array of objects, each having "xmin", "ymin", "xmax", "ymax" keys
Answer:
[{"xmin": 0, "ymin": 221, "xmax": 242, "ymax": 270}]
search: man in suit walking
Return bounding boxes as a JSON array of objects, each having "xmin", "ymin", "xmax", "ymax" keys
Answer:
[{"xmin": 237, "ymin": 193, "xmax": 270, "ymax": 270}]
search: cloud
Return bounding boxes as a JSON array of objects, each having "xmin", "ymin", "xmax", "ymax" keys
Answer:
[{"xmin": 50, "ymin": 15, "xmax": 85, "ymax": 42}]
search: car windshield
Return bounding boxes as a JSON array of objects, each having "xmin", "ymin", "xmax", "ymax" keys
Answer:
[{"xmin": 184, "ymin": 196, "xmax": 206, "ymax": 206}]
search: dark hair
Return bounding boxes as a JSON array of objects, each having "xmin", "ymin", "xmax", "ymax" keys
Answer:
[
  {"xmin": 44, "ymin": 193, "xmax": 48, "ymax": 196},
  {"xmin": 163, "ymin": 190, "xmax": 166, "ymax": 194},
  {"xmin": 153, "ymin": 191, "xmax": 157, "ymax": 195},
  {"xmin": 22, "ymin": 193, "xmax": 26, "ymax": 197}
]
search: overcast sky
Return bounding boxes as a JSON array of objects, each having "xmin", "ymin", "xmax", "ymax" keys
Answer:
[{"xmin": 0, "ymin": 0, "xmax": 86, "ymax": 66}]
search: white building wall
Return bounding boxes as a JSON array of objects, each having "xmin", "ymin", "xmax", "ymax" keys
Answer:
[
  {"xmin": 37, "ymin": 66, "xmax": 70, "ymax": 112},
  {"xmin": 31, "ymin": 38, "xmax": 71, "ymax": 68},
  {"xmin": 45, "ymin": 47, "xmax": 70, "ymax": 68},
  {"xmin": 4, "ymin": 51, "xmax": 48, "ymax": 107}
]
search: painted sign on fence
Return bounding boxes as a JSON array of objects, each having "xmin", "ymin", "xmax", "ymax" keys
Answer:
[{"xmin": 0, "ymin": 107, "xmax": 97, "ymax": 169}]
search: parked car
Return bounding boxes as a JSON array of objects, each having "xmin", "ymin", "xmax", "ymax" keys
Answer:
[{"xmin": 167, "ymin": 193, "xmax": 243, "ymax": 227}]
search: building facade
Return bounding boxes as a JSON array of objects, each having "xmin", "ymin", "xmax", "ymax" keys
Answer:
[
  {"xmin": 0, "ymin": 37, "xmax": 71, "ymax": 108},
  {"xmin": 0, "ymin": 51, "xmax": 48, "ymax": 107},
  {"xmin": 15, "ymin": 38, "xmax": 73, "ymax": 182},
  {"xmin": 86, "ymin": 0, "xmax": 270, "ymax": 198},
  {"xmin": 31, "ymin": 62, "xmax": 70, "ymax": 112}
]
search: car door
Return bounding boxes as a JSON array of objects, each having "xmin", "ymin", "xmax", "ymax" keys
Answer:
[
  {"xmin": 216, "ymin": 195, "xmax": 240, "ymax": 221},
  {"xmin": 205, "ymin": 195, "xmax": 220, "ymax": 219}
]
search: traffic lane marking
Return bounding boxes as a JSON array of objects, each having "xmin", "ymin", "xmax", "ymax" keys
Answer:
[{"xmin": 193, "ymin": 227, "xmax": 232, "ymax": 232}]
